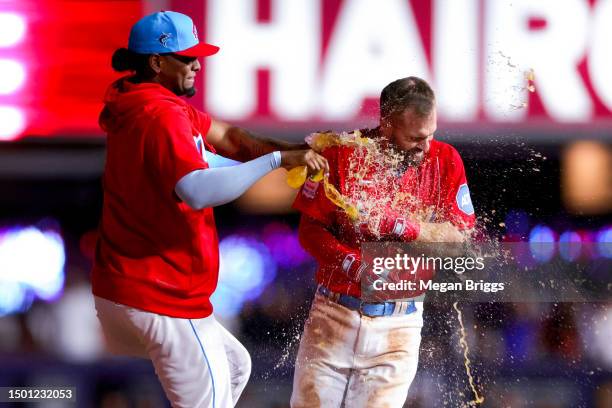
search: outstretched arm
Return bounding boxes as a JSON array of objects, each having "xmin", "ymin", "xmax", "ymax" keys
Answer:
[
  {"xmin": 176, "ymin": 147, "xmax": 329, "ymax": 210},
  {"xmin": 175, "ymin": 152, "xmax": 281, "ymax": 210},
  {"xmin": 206, "ymin": 119, "xmax": 308, "ymax": 162}
]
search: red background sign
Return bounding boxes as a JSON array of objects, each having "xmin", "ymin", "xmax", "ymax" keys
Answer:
[{"xmin": 2, "ymin": 0, "xmax": 611, "ymax": 140}]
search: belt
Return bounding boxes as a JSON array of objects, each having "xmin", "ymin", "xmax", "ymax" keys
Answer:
[{"xmin": 317, "ymin": 285, "xmax": 417, "ymax": 317}]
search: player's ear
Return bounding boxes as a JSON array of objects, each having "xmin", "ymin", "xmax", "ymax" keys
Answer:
[{"xmin": 149, "ymin": 54, "xmax": 163, "ymax": 74}]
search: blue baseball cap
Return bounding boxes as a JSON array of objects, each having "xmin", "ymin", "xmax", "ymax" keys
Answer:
[{"xmin": 128, "ymin": 11, "xmax": 219, "ymax": 57}]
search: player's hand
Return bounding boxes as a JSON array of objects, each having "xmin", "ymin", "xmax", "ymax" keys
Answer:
[
  {"xmin": 280, "ymin": 149, "xmax": 329, "ymax": 174},
  {"xmin": 417, "ymin": 221, "xmax": 465, "ymax": 243}
]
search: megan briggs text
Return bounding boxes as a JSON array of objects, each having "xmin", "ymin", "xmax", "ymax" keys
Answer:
[{"xmin": 372, "ymin": 279, "xmax": 506, "ymax": 293}]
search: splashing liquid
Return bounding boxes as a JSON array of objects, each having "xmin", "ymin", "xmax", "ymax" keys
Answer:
[
  {"xmin": 287, "ymin": 166, "xmax": 308, "ymax": 188},
  {"xmin": 286, "ymin": 130, "xmax": 374, "ymax": 220},
  {"xmin": 273, "ymin": 330, "xmax": 302, "ymax": 371},
  {"xmin": 510, "ymin": 68, "xmax": 537, "ymax": 110},
  {"xmin": 287, "ymin": 130, "xmax": 442, "ymax": 229},
  {"xmin": 287, "ymin": 165, "xmax": 360, "ymax": 219},
  {"xmin": 453, "ymin": 302, "xmax": 485, "ymax": 407}
]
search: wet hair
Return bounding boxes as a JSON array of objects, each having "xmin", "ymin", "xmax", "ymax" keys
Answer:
[
  {"xmin": 380, "ymin": 76, "xmax": 436, "ymax": 120},
  {"xmin": 111, "ymin": 47, "xmax": 152, "ymax": 77}
]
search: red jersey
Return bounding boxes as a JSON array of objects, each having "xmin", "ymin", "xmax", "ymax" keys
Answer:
[
  {"xmin": 92, "ymin": 77, "xmax": 219, "ymax": 318},
  {"xmin": 293, "ymin": 135, "xmax": 476, "ymax": 298}
]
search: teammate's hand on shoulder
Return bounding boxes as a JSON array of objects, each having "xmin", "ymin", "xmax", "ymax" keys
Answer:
[{"xmin": 280, "ymin": 149, "xmax": 329, "ymax": 174}]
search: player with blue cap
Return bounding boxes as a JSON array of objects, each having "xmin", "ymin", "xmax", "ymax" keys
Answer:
[{"xmin": 93, "ymin": 10, "xmax": 328, "ymax": 408}]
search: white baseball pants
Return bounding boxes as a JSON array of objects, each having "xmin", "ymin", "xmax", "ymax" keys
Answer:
[
  {"xmin": 94, "ymin": 296, "xmax": 251, "ymax": 408},
  {"xmin": 290, "ymin": 292, "xmax": 423, "ymax": 408}
]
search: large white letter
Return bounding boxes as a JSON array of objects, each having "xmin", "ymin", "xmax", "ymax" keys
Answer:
[
  {"xmin": 589, "ymin": 0, "xmax": 612, "ymax": 110},
  {"xmin": 485, "ymin": 0, "xmax": 590, "ymax": 122},
  {"xmin": 319, "ymin": 0, "xmax": 430, "ymax": 120},
  {"xmin": 433, "ymin": 0, "xmax": 478, "ymax": 121},
  {"xmin": 206, "ymin": 0, "xmax": 319, "ymax": 120}
]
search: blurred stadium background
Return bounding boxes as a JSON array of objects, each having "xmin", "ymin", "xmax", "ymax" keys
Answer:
[{"xmin": 0, "ymin": 0, "xmax": 610, "ymax": 407}]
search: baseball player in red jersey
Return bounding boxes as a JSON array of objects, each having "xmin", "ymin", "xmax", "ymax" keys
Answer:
[
  {"xmin": 290, "ymin": 77, "xmax": 476, "ymax": 407},
  {"xmin": 91, "ymin": 11, "xmax": 327, "ymax": 408}
]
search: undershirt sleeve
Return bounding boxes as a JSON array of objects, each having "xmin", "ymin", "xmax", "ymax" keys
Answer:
[{"xmin": 175, "ymin": 152, "xmax": 281, "ymax": 209}]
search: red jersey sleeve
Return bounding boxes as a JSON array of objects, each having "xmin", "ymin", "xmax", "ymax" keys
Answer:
[
  {"xmin": 197, "ymin": 110, "xmax": 212, "ymax": 135},
  {"xmin": 292, "ymin": 147, "xmax": 339, "ymax": 226},
  {"xmin": 195, "ymin": 109, "xmax": 216, "ymax": 152},
  {"xmin": 144, "ymin": 110, "xmax": 207, "ymax": 199},
  {"xmin": 299, "ymin": 216, "xmax": 357, "ymax": 266},
  {"xmin": 439, "ymin": 146, "xmax": 476, "ymax": 230}
]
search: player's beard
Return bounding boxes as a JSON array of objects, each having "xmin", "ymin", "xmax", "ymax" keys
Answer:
[
  {"xmin": 172, "ymin": 83, "xmax": 197, "ymax": 98},
  {"xmin": 383, "ymin": 136, "xmax": 425, "ymax": 167},
  {"xmin": 184, "ymin": 87, "xmax": 196, "ymax": 98},
  {"xmin": 404, "ymin": 149, "xmax": 425, "ymax": 166}
]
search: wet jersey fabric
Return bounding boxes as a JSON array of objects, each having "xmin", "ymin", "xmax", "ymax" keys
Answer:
[{"xmin": 293, "ymin": 135, "xmax": 476, "ymax": 298}]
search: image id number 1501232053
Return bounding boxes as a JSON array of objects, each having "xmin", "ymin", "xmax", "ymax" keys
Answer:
[{"xmin": 0, "ymin": 387, "xmax": 76, "ymax": 402}]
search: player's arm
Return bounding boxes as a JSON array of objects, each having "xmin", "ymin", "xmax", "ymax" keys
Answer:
[
  {"xmin": 206, "ymin": 118, "xmax": 315, "ymax": 163},
  {"xmin": 175, "ymin": 149, "xmax": 328, "ymax": 210},
  {"xmin": 293, "ymin": 148, "xmax": 365, "ymax": 280},
  {"xmin": 416, "ymin": 221, "xmax": 467, "ymax": 243},
  {"xmin": 298, "ymin": 215, "xmax": 367, "ymax": 282},
  {"xmin": 418, "ymin": 147, "xmax": 475, "ymax": 242},
  {"xmin": 367, "ymin": 210, "xmax": 466, "ymax": 243},
  {"xmin": 175, "ymin": 152, "xmax": 281, "ymax": 209},
  {"xmin": 374, "ymin": 150, "xmax": 475, "ymax": 243}
]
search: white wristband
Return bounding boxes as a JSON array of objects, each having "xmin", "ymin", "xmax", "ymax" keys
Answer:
[{"xmin": 272, "ymin": 151, "xmax": 282, "ymax": 169}]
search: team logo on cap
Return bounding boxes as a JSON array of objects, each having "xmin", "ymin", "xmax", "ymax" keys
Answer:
[
  {"xmin": 159, "ymin": 32, "xmax": 172, "ymax": 48},
  {"xmin": 192, "ymin": 24, "xmax": 199, "ymax": 41}
]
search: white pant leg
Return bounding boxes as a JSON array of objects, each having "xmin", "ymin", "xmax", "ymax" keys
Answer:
[
  {"xmin": 94, "ymin": 296, "xmax": 147, "ymax": 357},
  {"xmin": 215, "ymin": 319, "xmax": 251, "ymax": 405},
  {"xmin": 290, "ymin": 293, "xmax": 361, "ymax": 408},
  {"xmin": 94, "ymin": 296, "xmax": 234, "ymax": 408},
  {"xmin": 345, "ymin": 304, "xmax": 423, "ymax": 408}
]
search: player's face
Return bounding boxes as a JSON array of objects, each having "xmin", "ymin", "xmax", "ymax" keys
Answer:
[
  {"xmin": 382, "ymin": 107, "xmax": 437, "ymax": 166},
  {"xmin": 157, "ymin": 54, "xmax": 201, "ymax": 97}
]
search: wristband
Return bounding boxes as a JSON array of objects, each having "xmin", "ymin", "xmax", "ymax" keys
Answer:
[
  {"xmin": 271, "ymin": 151, "xmax": 282, "ymax": 169},
  {"xmin": 391, "ymin": 217, "xmax": 420, "ymax": 241},
  {"xmin": 341, "ymin": 253, "xmax": 368, "ymax": 282},
  {"xmin": 380, "ymin": 216, "xmax": 420, "ymax": 242}
]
